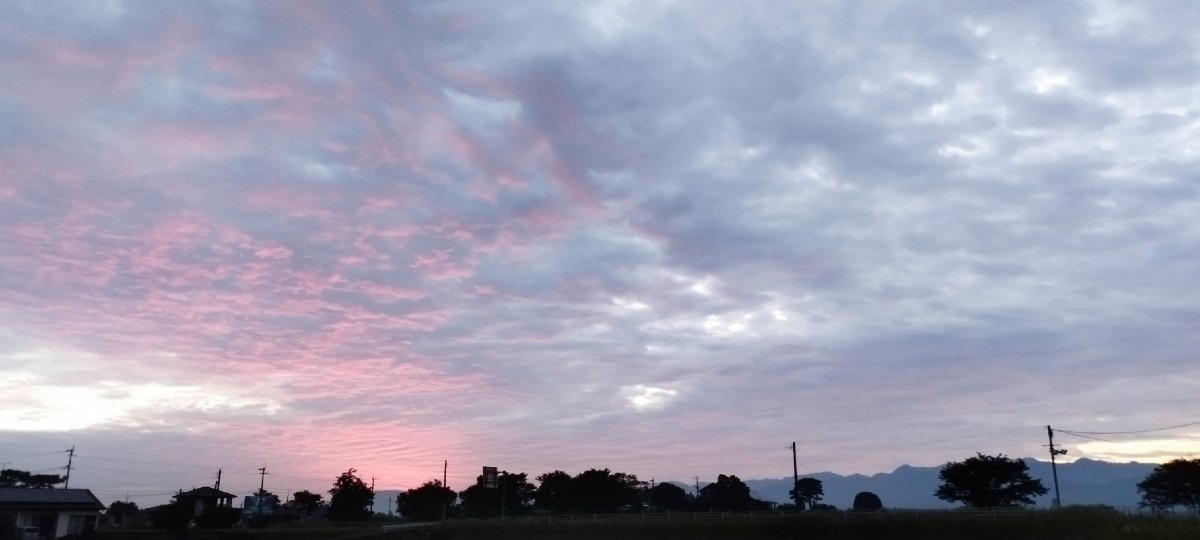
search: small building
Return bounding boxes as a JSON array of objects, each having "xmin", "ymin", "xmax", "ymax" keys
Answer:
[
  {"xmin": 242, "ymin": 494, "xmax": 279, "ymax": 516},
  {"xmin": 174, "ymin": 487, "xmax": 237, "ymax": 516},
  {"xmin": 0, "ymin": 488, "xmax": 105, "ymax": 538}
]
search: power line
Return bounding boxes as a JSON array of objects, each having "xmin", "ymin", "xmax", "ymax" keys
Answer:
[
  {"xmin": 1058, "ymin": 419, "xmax": 1200, "ymax": 436},
  {"xmin": 1056, "ymin": 431, "xmax": 1119, "ymax": 443},
  {"xmin": 0, "ymin": 450, "xmax": 71, "ymax": 462},
  {"xmin": 72, "ymin": 453, "xmax": 337, "ymax": 482},
  {"xmin": 74, "ymin": 454, "xmax": 238, "ymax": 471}
]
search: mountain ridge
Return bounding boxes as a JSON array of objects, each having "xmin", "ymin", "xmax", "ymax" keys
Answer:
[{"xmin": 702, "ymin": 458, "xmax": 1160, "ymax": 509}]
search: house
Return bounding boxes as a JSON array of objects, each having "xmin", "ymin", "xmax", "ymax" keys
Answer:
[
  {"xmin": 173, "ymin": 487, "xmax": 237, "ymax": 516},
  {"xmin": 0, "ymin": 488, "xmax": 105, "ymax": 538}
]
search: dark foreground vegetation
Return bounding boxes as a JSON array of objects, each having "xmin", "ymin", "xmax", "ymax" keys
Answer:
[
  {"xmin": 92, "ymin": 509, "xmax": 1200, "ymax": 540},
  {"xmin": 415, "ymin": 518, "xmax": 1200, "ymax": 540}
]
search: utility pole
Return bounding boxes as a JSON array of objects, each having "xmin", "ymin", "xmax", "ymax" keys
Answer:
[
  {"xmin": 441, "ymin": 460, "xmax": 448, "ymax": 522},
  {"xmin": 1045, "ymin": 426, "xmax": 1067, "ymax": 508},
  {"xmin": 214, "ymin": 469, "xmax": 222, "ymax": 491},
  {"xmin": 791, "ymin": 442, "xmax": 800, "ymax": 512},
  {"xmin": 694, "ymin": 476, "xmax": 700, "ymax": 497},
  {"xmin": 64, "ymin": 446, "xmax": 75, "ymax": 488},
  {"xmin": 500, "ymin": 471, "xmax": 507, "ymax": 520},
  {"xmin": 258, "ymin": 466, "xmax": 268, "ymax": 515}
]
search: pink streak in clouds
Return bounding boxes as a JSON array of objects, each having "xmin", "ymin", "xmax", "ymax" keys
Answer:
[
  {"xmin": 0, "ymin": 1, "xmax": 648, "ymax": 493},
  {"xmin": 254, "ymin": 245, "xmax": 294, "ymax": 261},
  {"xmin": 410, "ymin": 250, "xmax": 475, "ymax": 282}
]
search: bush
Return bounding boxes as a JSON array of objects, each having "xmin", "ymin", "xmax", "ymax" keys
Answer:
[
  {"xmin": 194, "ymin": 506, "xmax": 241, "ymax": 529},
  {"xmin": 852, "ymin": 491, "xmax": 883, "ymax": 511}
]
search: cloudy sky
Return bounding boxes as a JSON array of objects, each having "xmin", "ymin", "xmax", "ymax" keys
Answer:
[{"xmin": 2, "ymin": 1, "xmax": 1199, "ymax": 506}]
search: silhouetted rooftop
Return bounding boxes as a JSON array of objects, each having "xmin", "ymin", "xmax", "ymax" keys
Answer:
[
  {"xmin": 0, "ymin": 488, "xmax": 105, "ymax": 510},
  {"xmin": 176, "ymin": 486, "xmax": 237, "ymax": 499}
]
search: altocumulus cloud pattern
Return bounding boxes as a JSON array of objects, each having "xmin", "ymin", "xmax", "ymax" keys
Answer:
[{"xmin": 1, "ymin": 1, "xmax": 1199, "ymax": 503}]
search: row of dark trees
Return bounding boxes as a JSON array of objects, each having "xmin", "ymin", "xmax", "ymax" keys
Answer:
[
  {"xmin": 0, "ymin": 469, "xmax": 65, "ymax": 489},
  {"xmin": 142, "ymin": 454, "xmax": 1198, "ymax": 529},
  {"xmin": 395, "ymin": 455, "xmax": 1200, "ymax": 520},
  {"xmin": 394, "ymin": 468, "xmax": 879, "ymax": 521},
  {"xmin": 934, "ymin": 454, "xmax": 1200, "ymax": 513},
  {"xmin": 8, "ymin": 454, "xmax": 1200, "ymax": 530}
]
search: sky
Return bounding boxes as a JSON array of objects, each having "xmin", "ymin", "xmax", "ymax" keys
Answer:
[{"xmin": 2, "ymin": 0, "xmax": 1199, "ymax": 508}]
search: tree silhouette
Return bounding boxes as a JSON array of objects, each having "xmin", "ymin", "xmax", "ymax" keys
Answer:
[
  {"xmin": 698, "ymin": 474, "xmax": 766, "ymax": 512},
  {"xmin": 852, "ymin": 491, "xmax": 883, "ymax": 511},
  {"xmin": 790, "ymin": 478, "xmax": 824, "ymax": 511},
  {"xmin": 647, "ymin": 482, "xmax": 692, "ymax": 511},
  {"xmin": 570, "ymin": 469, "xmax": 642, "ymax": 514},
  {"xmin": 934, "ymin": 453, "xmax": 1047, "ymax": 507},
  {"xmin": 1137, "ymin": 458, "xmax": 1200, "ymax": 513},
  {"xmin": 533, "ymin": 470, "xmax": 573, "ymax": 513},
  {"xmin": 398, "ymin": 480, "xmax": 456, "ymax": 521},
  {"xmin": 327, "ymin": 468, "xmax": 374, "ymax": 521},
  {"xmin": 0, "ymin": 469, "xmax": 65, "ymax": 489},
  {"xmin": 291, "ymin": 490, "xmax": 324, "ymax": 517},
  {"xmin": 106, "ymin": 500, "xmax": 139, "ymax": 525},
  {"xmin": 460, "ymin": 472, "xmax": 535, "ymax": 517}
]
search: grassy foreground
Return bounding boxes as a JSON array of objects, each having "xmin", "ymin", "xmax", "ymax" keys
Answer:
[
  {"xmin": 99, "ymin": 512, "xmax": 1200, "ymax": 540},
  {"xmin": 402, "ymin": 515, "xmax": 1200, "ymax": 540},
  {"xmin": 99, "ymin": 522, "xmax": 379, "ymax": 540}
]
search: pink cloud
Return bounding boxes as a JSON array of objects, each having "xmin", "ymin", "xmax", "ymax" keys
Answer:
[
  {"xmin": 410, "ymin": 250, "xmax": 475, "ymax": 281},
  {"xmin": 254, "ymin": 245, "xmax": 294, "ymax": 261},
  {"xmin": 207, "ymin": 83, "xmax": 295, "ymax": 101},
  {"xmin": 343, "ymin": 281, "xmax": 426, "ymax": 302}
]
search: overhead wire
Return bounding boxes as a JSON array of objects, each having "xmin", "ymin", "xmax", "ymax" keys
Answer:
[
  {"xmin": 1055, "ymin": 431, "xmax": 1119, "ymax": 443},
  {"xmin": 0, "ymin": 450, "xmax": 70, "ymax": 461},
  {"xmin": 1057, "ymin": 419, "xmax": 1200, "ymax": 436}
]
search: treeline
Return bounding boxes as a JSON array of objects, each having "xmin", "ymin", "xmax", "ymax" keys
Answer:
[
  {"xmin": 395, "ymin": 469, "xmax": 825, "ymax": 522},
  {"xmin": 0, "ymin": 468, "xmax": 65, "ymax": 489}
]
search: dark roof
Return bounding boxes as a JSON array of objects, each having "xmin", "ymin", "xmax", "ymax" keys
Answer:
[
  {"xmin": 0, "ymin": 488, "xmax": 105, "ymax": 510},
  {"xmin": 176, "ymin": 486, "xmax": 237, "ymax": 499}
]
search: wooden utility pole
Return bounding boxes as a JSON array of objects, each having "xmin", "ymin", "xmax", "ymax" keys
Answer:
[
  {"xmin": 258, "ymin": 466, "xmax": 268, "ymax": 515},
  {"xmin": 791, "ymin": 442, "xmax": 800, "ymax": 512},
  {"xmin": 64, "ymin": 446, "xmax": 75, "ymax": 488},
  {"xmin": 1046, "ymin": 426, "xmax": 1067, "ymax": 508},
  {"xmin": 441, "ymin": 460, "xmax": 448, "ymax": 521}
]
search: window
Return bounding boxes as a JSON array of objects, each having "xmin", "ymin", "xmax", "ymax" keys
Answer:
[{"xmin": 66, "ymin": 514, "xmax": 96, "ymax": 535}]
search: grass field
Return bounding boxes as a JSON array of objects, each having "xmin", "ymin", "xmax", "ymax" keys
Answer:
[
  {"xmin": 412, "ymin": 515, "xmax": 1200, "ymax": 540},
  {"xmin": 99, "ymin": 510, "xmax": 1200, "ymax": 540}
]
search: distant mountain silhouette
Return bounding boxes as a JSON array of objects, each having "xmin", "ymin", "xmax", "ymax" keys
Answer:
[{"xmin": 697, "ymin": 458, "xmax": 1157, "ymax": 509}]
